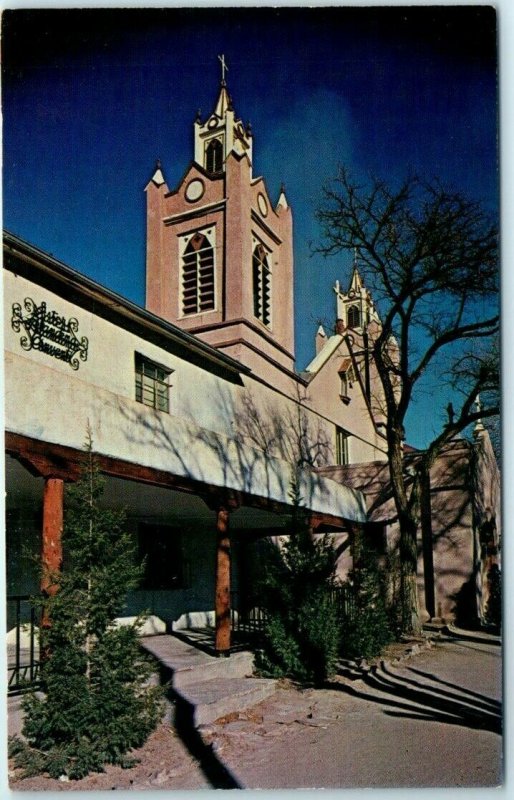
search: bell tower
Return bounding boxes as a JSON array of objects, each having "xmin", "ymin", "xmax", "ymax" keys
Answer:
[
  {"xmin": 333, "ymin": 253, "xmax": 381, "ymax": 333},
  {"xmin": 145, "ymin": 57, "xmax": 296, "ymax": 389}
]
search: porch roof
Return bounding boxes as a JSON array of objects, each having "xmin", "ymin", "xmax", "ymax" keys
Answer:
[{"xmin": 6, "ymin": 431, "xmax": 367, "ymax": 525}]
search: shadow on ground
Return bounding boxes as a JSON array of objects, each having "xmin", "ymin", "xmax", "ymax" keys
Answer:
[
  {"xmin": 155, "ymin": 657, "xmax": 243, "ymax": 789},
  {"xmin": 173, "ymin": 696, "xmax": 243, "ymax": 789},
  {"xmin": 328, "ymin": 659, "xmax": 501, "ymax": 735}
]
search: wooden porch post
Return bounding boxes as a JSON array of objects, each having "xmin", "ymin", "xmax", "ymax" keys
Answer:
[
  {"xmin": 215, "ymin": 504, "xmax": 231, "ymax": 656},
  {"xmin": 41, "ymin": 477, "xmax": 64, "ymax": 633}
]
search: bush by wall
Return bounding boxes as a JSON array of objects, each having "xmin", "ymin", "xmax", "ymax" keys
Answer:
[
  {"xmin": 9, "ymin": 434, "xmax": 162, "ymax": 780},
  {"xmin": 256, "ymin": 478, "xmax": 340, "ymax": 685},
  {"xmin": 339, "ymin": 532, "xmax": 393, "ymax": 660}
]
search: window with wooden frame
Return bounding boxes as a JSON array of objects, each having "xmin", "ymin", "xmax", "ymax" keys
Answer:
[
  {"xmin": 338, "ymin": 359, "xmax": 355, "ymax": 402},
  {"xmin": 135, "ymin": 354, "xmax": 172, "ymax": 413},
  {"xmin": 335, "ymin": 426, "xmax": 350, "ymax": 466},
  {"xmin": 252, "ymin": 243, "xmax": 272, "ymax": 326},
  {"xmin": 181, "ymin": 231, "xmax": 215, "ymax": 315}
]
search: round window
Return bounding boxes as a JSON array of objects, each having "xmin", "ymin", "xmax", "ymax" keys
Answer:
[{"xmin": 185, "ymin": 179, "xmax": 205, "ymax": 203}]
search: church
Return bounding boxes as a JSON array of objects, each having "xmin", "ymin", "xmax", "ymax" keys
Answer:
[{"xmin": 4, "ymin": 62, "xmax": 500, "ymax": 671}]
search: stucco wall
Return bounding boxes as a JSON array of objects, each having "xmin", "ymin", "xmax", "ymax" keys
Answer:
[
  {"xmin": 4, "ymin": 269, "xmax": 366, "ymax": 521},
  {"xmin": 318, "ymin": 435, "xmax": 500, "ymax": 626},
  {"xmin": 302, "ymin": 336, "xmax": 388, "ymax": 463}
]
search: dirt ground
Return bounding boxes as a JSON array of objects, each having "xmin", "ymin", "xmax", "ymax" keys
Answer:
[{"xmin": 8, "ymin": 722, "xmax": 210, "ymax": 791}]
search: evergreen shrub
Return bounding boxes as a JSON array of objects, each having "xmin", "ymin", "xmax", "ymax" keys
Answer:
[
  {"xmin": 9, "ymin": 433, "xmax": 162, "ymax": 780},
  {"xmin": 339, "ymin": 532, "xmax": 393, "ymax": 660},
  {"xmin": 256, "ymin": 477, "xmax": 340, "ymax": 685}
]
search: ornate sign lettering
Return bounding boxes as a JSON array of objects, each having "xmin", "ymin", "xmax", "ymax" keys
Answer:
[{"xmin": 11, "ymin": 298, "xmax": 89, "ymax": 370}]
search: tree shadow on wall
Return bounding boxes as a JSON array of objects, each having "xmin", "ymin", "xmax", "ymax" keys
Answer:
[
  {"xmin": 114, "ymin": 383, "xmax": 338, "ymax": 516},
  {"xmin": 449, "ymin": 571, "xmax": 481, "ymax": 629}
]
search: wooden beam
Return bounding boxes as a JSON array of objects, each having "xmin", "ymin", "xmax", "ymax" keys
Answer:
[
  {"xmin": 40, "ymin": 478, "xmax": 64, "ymax": 639},
  {"xmin": 309, "ymin": 512, "xmax": 349, "ymax": 532},
  {"xmin": 214, "ymin": 505, "xmax": 231, "ymax": 655}
]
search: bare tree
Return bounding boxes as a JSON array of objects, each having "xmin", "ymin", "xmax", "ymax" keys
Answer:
[{"xmin": 316, "ymin": 168, "xmax": 499, "ymax": 632}]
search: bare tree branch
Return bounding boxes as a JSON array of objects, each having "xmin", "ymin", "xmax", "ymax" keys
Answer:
[{"xmin": 315, "ymin": 169, "xmax": 499, "ymax": 634}]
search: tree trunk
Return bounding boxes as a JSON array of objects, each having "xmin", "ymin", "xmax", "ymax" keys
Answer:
[{"xmin": 398, "ymin": 511, "xmax": 422, "ymax": 634}]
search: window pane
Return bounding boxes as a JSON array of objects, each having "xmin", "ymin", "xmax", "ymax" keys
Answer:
[
  {"xmin": 156, "ymin": 381, "xmax": 169, "ymax": 412},
  {"xmin": 336, "ymin": 428, "xmax": 350, "ymax": 465},
  {"xmin": 135, "ymin": 357, "xmax": 170, "ymax": 413},
  {"xmin": 138, "ymin": 524, "xmax": 183, "ymax": 590}
]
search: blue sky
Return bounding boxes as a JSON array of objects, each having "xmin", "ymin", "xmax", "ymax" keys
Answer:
[{"xmin": 2, "ymin": 6, "xmax": 499, "ymax": 449}]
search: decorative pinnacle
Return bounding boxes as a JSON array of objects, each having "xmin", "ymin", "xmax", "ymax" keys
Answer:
[
  {"xmin": 473, "ymin": 394, "xmax": 486, "ymax": 435},
  {"xmin": 218, "ymin": 53, "xmax": 229, "ymax": 85}
]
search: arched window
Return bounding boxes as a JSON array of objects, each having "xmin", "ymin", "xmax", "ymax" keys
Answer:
[
  {"xmin": 347, "ymin": 304, "xmax": 361, "ymax": 329},
  {"xmin": 253, "ymin": 244, "xmax": 271, "ymax": 326},
  {"xmin": 205, "ymin": 138, "xmax": 223, "ymax": 173},
  {"xmin": 182, "ymin": 232, "xmax": 215, "ymax": 315}
]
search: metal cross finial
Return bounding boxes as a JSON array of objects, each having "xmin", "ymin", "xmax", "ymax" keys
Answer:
[
  {"xmin": 218, "ymin": 54, "xmax": 228, "ymax": 84},
  {"xmin": 475, "ymin": 394, "xmax": 483, "ymax": 414},
  {"xmin": 353, "ymin": 246, "xmax": 358, "ymax": 268}
]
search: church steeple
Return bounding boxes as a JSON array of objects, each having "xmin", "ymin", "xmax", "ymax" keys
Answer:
[
  {"xmin": 334, "ymin": 251, "xmax": 380, "ymax": 332},
  {"xmin": 194, "ymin": 54, "xmax": 253, "ymax": 174},
  {"xmin": 145, "ymin": 57, "xmax": 295, "ymax": 392}
]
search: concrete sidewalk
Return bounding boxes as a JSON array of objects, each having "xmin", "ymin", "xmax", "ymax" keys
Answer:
[{"xmin": 199, "ymin": 637, "xmax": 502, "ymax": 788}]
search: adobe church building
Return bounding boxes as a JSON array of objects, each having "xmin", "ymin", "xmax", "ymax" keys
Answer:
[{"xmin": 4, "ymin": 67, "xmax": 500, "ymax": 657}]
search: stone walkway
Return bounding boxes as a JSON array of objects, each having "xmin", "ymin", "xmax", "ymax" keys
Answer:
[{"xmin": 140, "ymin": 632, "xmax": 277, "ymax": 726}]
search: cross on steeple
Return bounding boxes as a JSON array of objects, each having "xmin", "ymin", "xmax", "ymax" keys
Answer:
[{"xmin": 218, "ymin": 54, "xmax": 229, "ymax": 84}]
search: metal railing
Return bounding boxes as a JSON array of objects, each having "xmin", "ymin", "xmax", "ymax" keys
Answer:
[
  {"xmin": 7, "ymin": 595, "xmax": 40, "ymax": 693},
  {"xmin": 230, "ymin": 583, "xmax": 355, "ymax": 640},
  {"xmin": 331, "ymin": 583, "xmax": 356, "ymax": 621},
  {"xmin": 230, "ymin": 592, "xmax": 268, "ymax": 636}
]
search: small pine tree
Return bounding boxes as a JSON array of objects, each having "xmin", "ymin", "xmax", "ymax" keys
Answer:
[
  {"xmin": 257, "ymin": 475, "xmax": 340, "ymax": 685},
  {"xmin": 340, "ymin": 531, "xmax": 393, "ymax": 660},
  {"xmin": 9, "ymin": 431, "xmax": 162, "ymax": 780}
]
